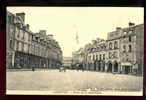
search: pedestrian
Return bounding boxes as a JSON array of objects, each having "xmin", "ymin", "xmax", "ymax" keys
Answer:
[
  {"xmin": 64, "ymin": 67, "xmax": 66, "ymax": 72},
  {"xmin": 32, "ymin": 66, "xmax": 35, "ymax": 72}
]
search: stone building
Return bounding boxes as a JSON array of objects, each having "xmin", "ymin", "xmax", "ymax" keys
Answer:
[
  {"xmin": 6, "ymin": 11, "xmax": 15, "ymax": 68},
  {"xmin": 73, "ymin": 22, "xmax": 144, "ymax": 75},
  {"xmin": 6, "ymin": 11, "xmax": 63, "ymax": 69},
  {"xmin": 119, "ymin": 23, "xmax": 144, "ymax": 74},
  {"xmin": 106, "ymin": 27, "xmax": 123, "ymax": 73},
  {"xmin": 72, "ymin": 48, "xmax": 84, "ymax": 67},
  {"xmin": 63, "ymin": 57, "xmax": 72, "ymax": 68},
  {"xmin": 84, "ymin": 38, "xmax": 107, "ymax": 71},
  {"xmin": 107, "ymin": 23, "xmax": 144, "ymax": 74}
]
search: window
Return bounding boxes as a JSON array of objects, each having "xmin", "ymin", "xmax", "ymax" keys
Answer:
[
  {"xmin": 114, "ymin": 41, "xmax": 118, "ymax": 49},
  {"xmin": 22, "ymin": 43, "xmax": 24, "ymax": 52},
  {"xmin": 8, "ymin": 15, "xmax": 14, "ymax": 23},
  {"xmin": 96, "ymin": 55, "xmax": 98, "ymax": 60},
  {"xmin": 8, "ymin": 16, "xmax": 11, "ymax": 23},
  {"xmin": 129, "ymin": 45, "xmax": 132, "ymax": 52},
  {"xmin": 16, "ymin": 41, "xmax": 19, "ymax": 50},
  {"xmin": 123, "ymin": 45, "xmax": 126, "ymax": 52},
  {"xmin": 89, "ymin": 56, "xmax": 91, "ymax": 61},
  {"xmin": 22, "ymin": 32, "xmax": 25, "ymax": 40},
  {"xmin": 94, "ymin": 55, "xmax": 96, "ymax": 61},
  {"xmin": 17, "ymin": 29, "xmax": 20, "ymax": 38},
  {"xmin": 93, "ymin": 55, "xmax": 95, "ymax": 61},
  {"xmin": 114, "ymin": 51, "xmax": 117, "ymax": 58},
  {"xmin": 124, "ymin": 31, "xmax": 127, "ymax": 35},
  {"xmin": 109, "ymin": 52, "xmax": 111, "ymax": 59},
  {"xmin": 129, "ymin": 31, "xmax": 132, "ymax": 34},
  {"xmin": 9, "ymin": 40, "xmax": 13, "ymax": 49},
  {"xmin": 28, "ymin": 35, "xmax": 31, "ymax": 42},
  {"xmin": 103, "ymin": 54, "xmax": 105, "ymax": 60},
  {"xmin": 100, "ymin": 54, "xmax": 102, "ymax": 60},
  {"xmin": 109, "ymin": 42, "xmax": 112, "ymax": 49},
  {"xmin": 129, "ymin": 36, "xmax": 131, "ymax": 42}
]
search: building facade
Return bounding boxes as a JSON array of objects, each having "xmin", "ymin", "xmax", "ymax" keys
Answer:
[
  {"xmin": 85, "ymin": 39, "xmax": 107, "ymax": 71},
  {"xmin": 7, "ymin": 11, "xmax": 63, "ymax": 69},
  {"xmin": 73, "ymin": 23, "xmax": 144, "ymax": 75}
]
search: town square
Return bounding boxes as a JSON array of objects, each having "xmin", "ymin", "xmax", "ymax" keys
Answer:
[{"xmin": 6, "ymin": 7, "xmax": 144, "ymax": 95}]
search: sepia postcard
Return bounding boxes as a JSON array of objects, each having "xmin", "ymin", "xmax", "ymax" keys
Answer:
[{"xmin": 6, "ymin": 7, "xmax": 144, "ymax": 96}]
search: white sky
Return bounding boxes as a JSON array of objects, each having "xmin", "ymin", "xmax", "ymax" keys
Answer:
[{"xmin": 7, "ymin": 7, "xmax": 144, "ymax": 57}]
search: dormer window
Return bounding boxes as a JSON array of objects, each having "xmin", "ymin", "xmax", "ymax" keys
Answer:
[
  {"xmin": 124, "ymin": 31, "xmax": 127, "ymax": 35},
  {"xmin": 129, "ymin": 30, "xmax": 132, "ymax": 34}
]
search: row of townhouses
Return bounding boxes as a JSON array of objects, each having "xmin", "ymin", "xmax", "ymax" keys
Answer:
[
  {"xmin": 72, "ymin": 23, "xmax": 144, "ymax": 75},
  {"xmin": 6, "ymin": 11, "xmax": 63, "ymax": 69}
]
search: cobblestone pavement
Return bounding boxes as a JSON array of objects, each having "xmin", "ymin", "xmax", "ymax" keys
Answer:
[{"xmin": 7, "ymin": 69, "xmax": 143, "ymax": 92}]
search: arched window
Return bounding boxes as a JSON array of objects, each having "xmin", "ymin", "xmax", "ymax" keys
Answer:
[
  {"xmin": 114, "ymin": 41, "xmax": 118, "ymax": 49},
  {"xmin": 123, "ymin": 45, "xmax": 126, "ymax": 52}
]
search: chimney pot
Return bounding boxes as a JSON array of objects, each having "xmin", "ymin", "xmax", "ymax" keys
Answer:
[
  {"xmin": 39, "ymin": 30, "xmax": 46, "ymax": 36},
  {"xmin": 129, "ymin": 22, "xmax": 135, "ymax": 26},
  {"xmin": 116, "ymin": 27, "xmax": 121, "ymax": 30},
  {"xmin": 16, "ymin": 12, "xmax": 25, "ymax": 23},
  {"xmin": 26, "ymin": 24, "xmax": 29, "ymax": 30}
]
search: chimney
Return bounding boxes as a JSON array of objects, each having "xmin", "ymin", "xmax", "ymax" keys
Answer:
[
  {"xmin": 16, "ymin": 12, "xmax": 25, "ymax": 24},
  {"xmin": 47, "ymin": 34, "xmax": 53, "ymax": 39},
  {"xmin": 116, "ymin": 27, "xmax": 122, "ymax": 31},
  {"xmin": 129, "ymin": 22, "xmax": 135, "ymax": 27},
  {"xmin": 26, "ymin": 24, "xmax": 30, "ymax": 30},
  {"xmin": 39, "ymin": 30, "xmax": 46, "ymax": 36}
]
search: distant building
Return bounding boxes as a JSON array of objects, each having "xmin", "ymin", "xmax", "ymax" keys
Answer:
[
  {"xmin": 6, "ymin": 11, "xmax": 63, "ymax": 69},
  {"xmin": 62, "ymin": 57, "xmax": 72, "ymax": 68},
  {"xmin": 72, "ymin": 48, "xmax": 84, "ymax": 65}
]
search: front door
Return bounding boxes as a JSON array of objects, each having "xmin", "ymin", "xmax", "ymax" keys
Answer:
[{"xmin": 125, "ymin": 66, "xmax": 130, "ymax": 74}]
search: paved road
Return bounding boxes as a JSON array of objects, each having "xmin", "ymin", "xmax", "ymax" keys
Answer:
[{"xmin": 7, "ymin": 69, "xmax": 143, "ymax": 93}]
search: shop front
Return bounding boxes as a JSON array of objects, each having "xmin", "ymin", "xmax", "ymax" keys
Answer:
[{"xmin": 121, "ymin": 62, "xmax": 132, "ymax": 74}]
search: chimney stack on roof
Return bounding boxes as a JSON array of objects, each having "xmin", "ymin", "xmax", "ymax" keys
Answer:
[
  {"xmin": 129, "ymin": 22, "xmax": 135, "ymax": 27},
  {"xmin": 116, "ymin": 27, "xmax": 122, "ymax": 31},
  {"xmin": 16, "ymin": 12, "xmax": 25, "ymax": 24},
  {"xmin": 39, "ymin": 30, "xmax": 46, "ymax": 36},
  {"xmin": 26, "ymin": 24, "xmax": 30, "ymax": 30},
  {"xmin": 47, "ymin": 34, "xmax": 53, "ymax": 39}
]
